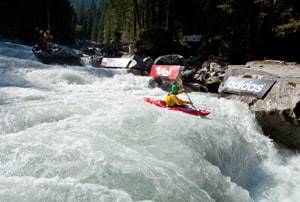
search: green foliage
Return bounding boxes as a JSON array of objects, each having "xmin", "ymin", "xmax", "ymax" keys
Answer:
[
  {"xmin": 288, "ymin": 82, "xmax": 296, "ymax": 87},
  {"xmin": 0, "ymin": 0, "xmax": 299, "ymax": 62},
  {"xmin": 75, "ymin": 25, "xmax": 83, "ymax": 37},
  {"xmin": 275, "ymin": 18, "xmax": 300, "ymax": 37},
  {"xmin": 73, "ymin": 0, "xmax": 108, "ymax": 41},
  {"xmin": 217, "ymin": 1, "xmax": 234, "ymax": 14}
]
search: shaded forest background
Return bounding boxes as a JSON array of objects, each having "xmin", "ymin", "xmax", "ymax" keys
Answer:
[{"xmin": 0, "ymin": 0, "xmax": 299, "ymax": 64}]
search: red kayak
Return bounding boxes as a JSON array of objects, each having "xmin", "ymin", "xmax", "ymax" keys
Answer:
[{"xmin": 144, "ymin": 98, "xmax": 210, "ymax": 116}]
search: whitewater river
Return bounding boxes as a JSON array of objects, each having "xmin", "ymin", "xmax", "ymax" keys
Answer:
[{"xmin": 0, "ymin": 41, "xmax": 300, "ymax": 202}]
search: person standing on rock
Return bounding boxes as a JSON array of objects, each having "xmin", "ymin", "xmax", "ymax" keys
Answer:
[
  {"xmin": 165, "ymin": 85, "xmax": 190, "ymax": 107},
  {"xmin": 98, "ymin": 39, "xmax": 104, "ymax": 55},
  {"xmin": 35, "ymin": 27, "xmax": 44, "ymax": 47},
  {"xmin": 43, "ymin": 30, "xmax": 53, "ymax": 51}
]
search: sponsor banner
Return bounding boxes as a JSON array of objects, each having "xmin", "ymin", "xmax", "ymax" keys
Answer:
[
  {"xmin": 100, "ymin": 57, "xmax": 132, "ymax": 68},
  {"xmin": 150, "ymin": 65, "xmax": 181, "ymax": 80},
  {"xmin": 222, "ymin": 76, "xmax": 276, "ymax": 98},
  {"xmin": 181, "ymin": 35, "xmax": 202, "ymax": 42}
]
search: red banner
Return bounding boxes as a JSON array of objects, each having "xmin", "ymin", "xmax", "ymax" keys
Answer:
[{"xmin": 149, "ymin": 65, "xmax": 181, "ymax": 80}]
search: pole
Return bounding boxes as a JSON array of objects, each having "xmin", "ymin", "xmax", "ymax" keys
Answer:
[{"xmin": 47, "ymin": 0, "xmax": 50, "ymax": 31}]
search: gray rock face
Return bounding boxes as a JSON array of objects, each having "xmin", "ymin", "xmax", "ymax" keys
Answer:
[{"xmin": 219, "ymin": 60, "xmax": 300, "ymax": 148}]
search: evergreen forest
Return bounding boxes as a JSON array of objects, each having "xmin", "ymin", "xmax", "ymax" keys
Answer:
[{"xmin": 0, "ymin": 0, "xmax": 299, "ymax": 63}]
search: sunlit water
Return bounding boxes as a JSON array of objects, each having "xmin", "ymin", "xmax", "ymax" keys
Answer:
[{"xmin": 1, "ymin": 40, "xmax": 300, "ymax": 202}]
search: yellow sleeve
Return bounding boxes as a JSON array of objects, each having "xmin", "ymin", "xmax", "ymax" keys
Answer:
[
  {"xmin": 166, "ymin": 94, "xmax": 188, "ymax": 107},
  {"xmin": 174, "ymin": 96, "xmax": 188, "ymax": 105}
]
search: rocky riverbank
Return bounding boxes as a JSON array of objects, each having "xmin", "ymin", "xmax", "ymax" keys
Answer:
[
  {"xmin": 218, "ymin": 60, "xmax": 300, "ymax": 148},
  {"xmin": 147, "ymin": 57, "xmax": 300, "ymax": 148},
  {"xmin": 85, "ymin": 50, "xmax": 300, "ymax": 148}
]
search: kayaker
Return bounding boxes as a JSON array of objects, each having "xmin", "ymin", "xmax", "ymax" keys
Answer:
[{"xmin": 165, "ymin": 85, "xmax": 190, "ymax": 107}]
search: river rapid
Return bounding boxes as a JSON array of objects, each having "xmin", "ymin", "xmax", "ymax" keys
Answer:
[{"xmin": 0, "ymin": 41, "xmax": 300, "ymax": 202}]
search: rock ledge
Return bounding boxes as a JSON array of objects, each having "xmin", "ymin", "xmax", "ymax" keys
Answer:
[{"xmin": 219, "ymin": 60, "xmax": 300, "ymax": 148}]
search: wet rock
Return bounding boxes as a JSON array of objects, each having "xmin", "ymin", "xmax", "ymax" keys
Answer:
[
  {"xmin": 181, "ymin": 69, "xmax": 196, "ymax": 82},
  {"xmin": 148, "ymin": 76, "xmax": 176, "ymax": 92},
  {"xmin": 32, "ymin": 44, "xmax": 84, "ymax": 66},
  {"xmin": 147, "ymin": 56, "xmax": 229, "ymax": 93},
  {"xmin": 89, "ymin": 55, "xmax": 103, "ymax": 67},
  {"xmin": 128, "ymin": 54, "xmax": 152, "ymax": 71},
  {"xmin": 207, "ymin": 75, "xmax": 222, "ymax": 93},
  {"xmin": 219, "ymin": 60, "xmax": 300, "ymax": 148},
  {"xmin": 154, "ymin": 54, "xmax": 185, "ymax": 65}
]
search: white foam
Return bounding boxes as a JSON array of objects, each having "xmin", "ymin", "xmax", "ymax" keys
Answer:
[{"xmin": 0, "ymin": 41, "xmax": 299, "ymax": 202}]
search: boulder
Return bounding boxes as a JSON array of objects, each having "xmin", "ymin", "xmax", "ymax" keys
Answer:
[
  {"xmin": 89, "ymin": 55, "xmax": 103, "ymax": 67},
  {"xmin": 219, "ymin": 60, "xmax": 300, "ymax": 148},
  {"xmin": 128, "ymin": 54, "xmax": 152, "ymax": 71},
  {"xmin": 154, "ymin": 54, "xmax": 185, "ymax": 65},
  {"xmin": 148, "ymin": 76, "xmax": 176, "ymax": 92},
  {"xmin": 192, "ymin": 60, "xmax": 229, "ymax": 93},
  {"xmin": 181, "ymin": 69, "xmax": 196, "ymax": 82},
  {"xmin": 32, "ymin": 44, "xmax": 84, "ymax": 66},
  {"xmin": 148, "ymin": 57, "xmax": 229, "ymax": 93},
  {"xmin": 127, "ymin": 55, "xmax": 154, "ymax": 76}
]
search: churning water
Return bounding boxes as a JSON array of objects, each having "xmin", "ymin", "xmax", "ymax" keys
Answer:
[{"xmin": 0, "ymin": 40, "xmax": 300, "ymax": 202}]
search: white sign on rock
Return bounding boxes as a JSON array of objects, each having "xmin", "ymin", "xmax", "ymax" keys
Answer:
[{"xmin": 100, "ymin": 58, "xmax": 132, "ymax": 68}]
